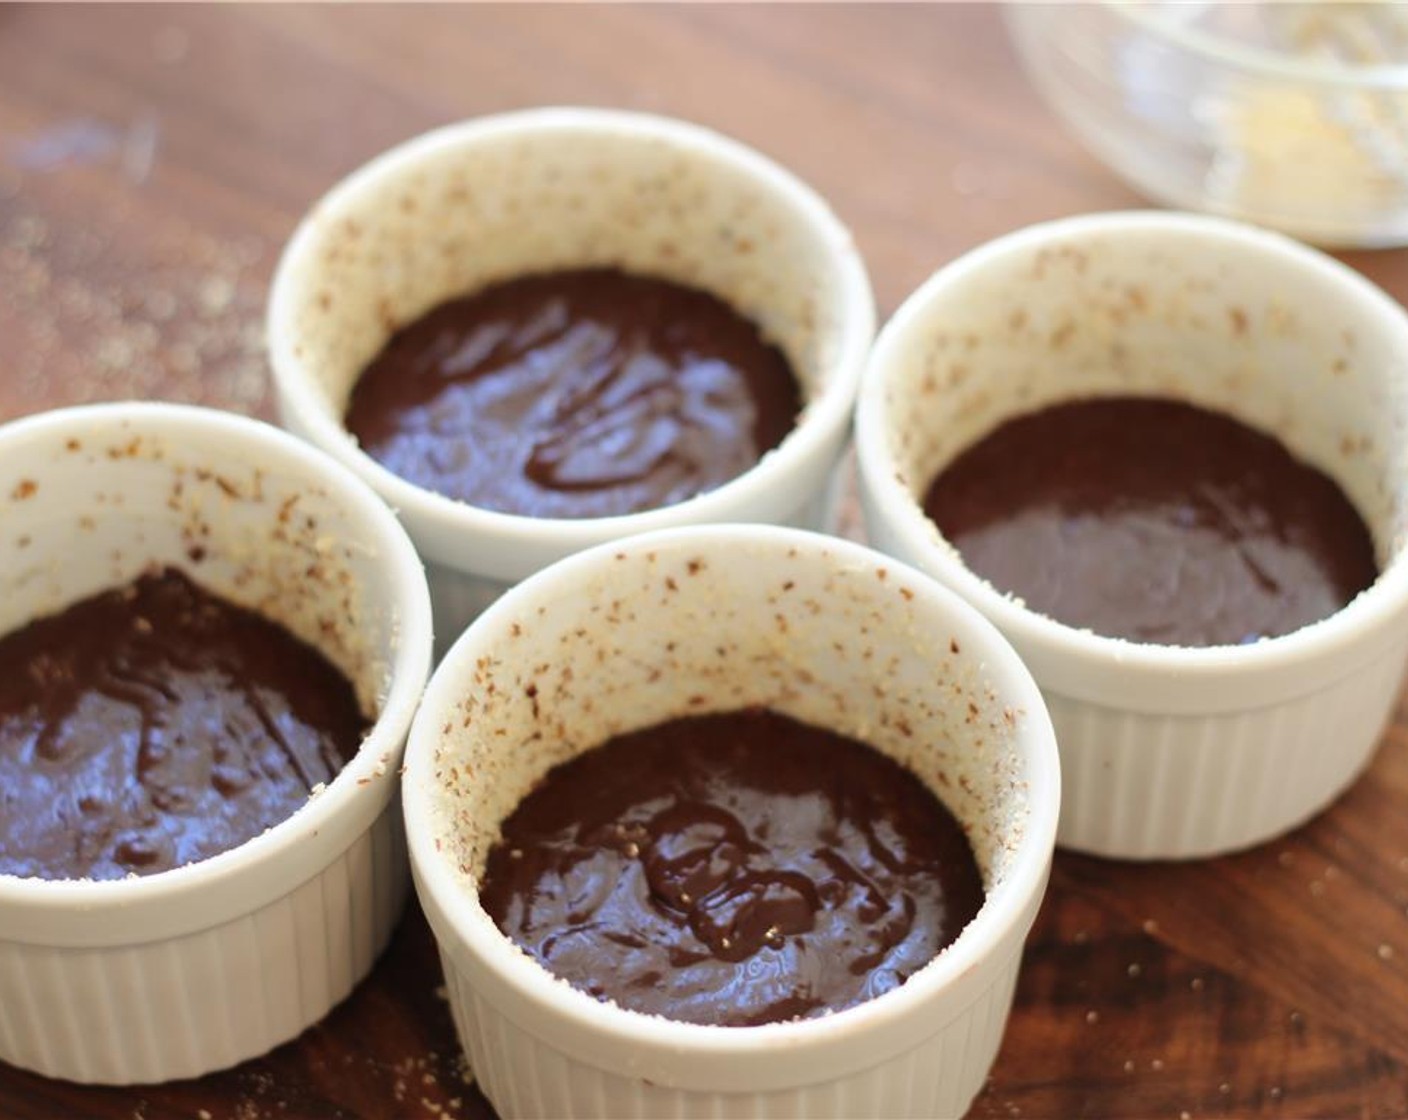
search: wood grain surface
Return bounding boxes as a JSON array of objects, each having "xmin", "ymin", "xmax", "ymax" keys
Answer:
[{"xmin": 2, "ymin": 5, "xmax": 1407, "ymax": 1118}]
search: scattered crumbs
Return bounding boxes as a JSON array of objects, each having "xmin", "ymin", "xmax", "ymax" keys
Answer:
[
  {"xmin": 1220, "ymin": 1082, "xmax": 1232, "ymax": 1095},
  {"xmin": 1085, "ymin": 1009, "xmax": 1100, "ymax": 1024},
  {"xmin": 1190, "ymin": 976, "xmax": 1205, "ymax": 991},
  {"xmin": 198, "ymin": 274, "xmax": 236, "ymax": 317},
  {"xmin": 1151, "ymin": 1058, "xmax": 1165, "ymax": 1071},
  {"xmin": 1127, "ymin": 963, "xmax": 1142, "ymax": 978},
  {"xmin": 1379, "ymin": 943, "xmax": 1395, "ymax": 960},
  {"xmin": 1289, "ymin": 1010, "xmax": 1304, "ymax": 1025},
  {"xmin": 1309, "ymin": 880, "xmax": 1325, "ymax": 897},
  {"xmin": 309, "ymin": 781, "xmax": 327, "ymax": 798},
  {"xmin": 1142, "ymin": 918, "xmax": 1159, "ymax": 935},
  {"xmin": 1269, "ymin": 1086, "xmax": 1283, "ymax": 1100},
  {"xmin": 1181, "ymin": 1112, "xmax": 1191, "ymax": 1120},
  {"xmin": 434, "ymin": 984, "xmax": 449, "ymax": 1002},
  {"xmin": 1073, "ymin": 929, "xmax": 1089, "ymax": 945},
  {"xmin": 198, "ymin": 1110, "xmax": 213, "ymax": 1120},
  {"xmin": 1, "ymin": 198, "xmax": 270, "ymax": 416},
  {"xmin": 1123, "ymin": 1059, "xmax": 1135, "ymax": 1073},
  {"xmin": 1398, "ymin": 856, "xmax": 1408, "ymax": 873},
  {"xmin": 1278, "ymin": 850, "xmax": 1295, "ymax": 867}
]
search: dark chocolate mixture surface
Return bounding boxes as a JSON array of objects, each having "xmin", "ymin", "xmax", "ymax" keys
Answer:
[
  {"xmin": 479, "ymin": 708, "xmax": 984, "ymax": 1027},
  {"xmin": 0, "ymin": 568, "xmax": 368, "ymax": 881},
  {"xmin": 345, "ymin": 268, "xmax": 802, "ymax": 519},
  {"xmin": 923, "ymin": 397, "xmax": 1378, "ymax": 647}
]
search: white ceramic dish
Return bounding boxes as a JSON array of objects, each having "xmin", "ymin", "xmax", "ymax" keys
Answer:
[
  {"xmin": 268, "ymin": 107, "xmax": 875, "ymax": 651},
  {"xmin": 856, "ymin": 210, "xmax": 1408, "ymax": 859},
  {"xmin": 403, "ymin": 524, "xmax": 1060, "ymax": 1119},
  {"xmin": 0, "ymin": 402, "xmax": 432, "ymax": 1083}
]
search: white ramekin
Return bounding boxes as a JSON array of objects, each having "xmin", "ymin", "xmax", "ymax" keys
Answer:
[
  {"xmin": 402, "ymin": 524, "xmax": 1060, "ymax": 1120},
  {"xmin": 267, "ymin": 107, "xmax": 874, "ymax": 651},
  {"xmin": 0, "ymin": 402, "xmax": 432, "ymax": 1084},
  {"xmin": 855, "ymin": 210, "xmax": 1408, "ymax": 860}
]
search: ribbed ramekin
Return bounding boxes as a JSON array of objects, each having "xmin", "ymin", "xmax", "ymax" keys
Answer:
[
  {"xmin": 0, "ymin": 403, "xmax": 432, "ymax": 1083},
  {"xmin": 268, "ymin": 107, "xmax": 874, "ymax": 651},
  {"xmin": 855, "ymin": 211, "xmax": 1408, "ymax": 859},
  {"xmin": 403, "ymin": 525, "xmax": 1060, "ymax": 1119}
]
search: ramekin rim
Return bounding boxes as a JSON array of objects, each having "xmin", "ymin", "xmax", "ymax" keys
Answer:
[
  {"xmin": 854, "ymin": 209, "xmax": 1408, "ymax": 681},
  {"xmin": 0, "ymin": 401, "xmax": 434, "ymax": 913},
  {"xmin": 266, "ymin": 107, "xmax": 876, "ymax": 566},
  {"xmin": 403, "ymin": 523, "xmax": 1061, "ymax": 1057}
]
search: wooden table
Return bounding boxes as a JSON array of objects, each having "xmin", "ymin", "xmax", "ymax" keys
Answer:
[{"xmin": 3, "ymin": 5, "xmax": 1407, "ymax": 1117}]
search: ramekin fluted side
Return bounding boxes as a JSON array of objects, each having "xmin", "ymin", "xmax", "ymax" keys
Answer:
[
  {"xmin": 1048, "ymin": 641, "xmax": 1408, "ymax": 859},
  {"xmin": 438, "ymin": 944, "xmax": 1021, "ymax": 1120},
  {"xmin": 0, "ymin": 802, "xmax": 408, "ymax": 1085}
]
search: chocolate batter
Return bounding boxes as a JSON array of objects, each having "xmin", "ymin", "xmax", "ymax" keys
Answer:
[
  {"xmin": 479, "ymin": 708, "xmax": 984, "ymax": 1027},
  {"xmin": 922, "ymin": 397, "xmax": 1378, "ymax": 646},
  {"xmin": 0, "ymin": 568, "xmax": 368, "ymax": 881},
  {"xmin": 345, "ymin": 268, "xmax": 802, "ymax": 518}
]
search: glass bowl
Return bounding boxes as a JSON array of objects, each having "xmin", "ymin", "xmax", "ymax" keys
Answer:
[{"xmin": 1006, "ymin": 1, "xmax": 1408, "ymax": 247}]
